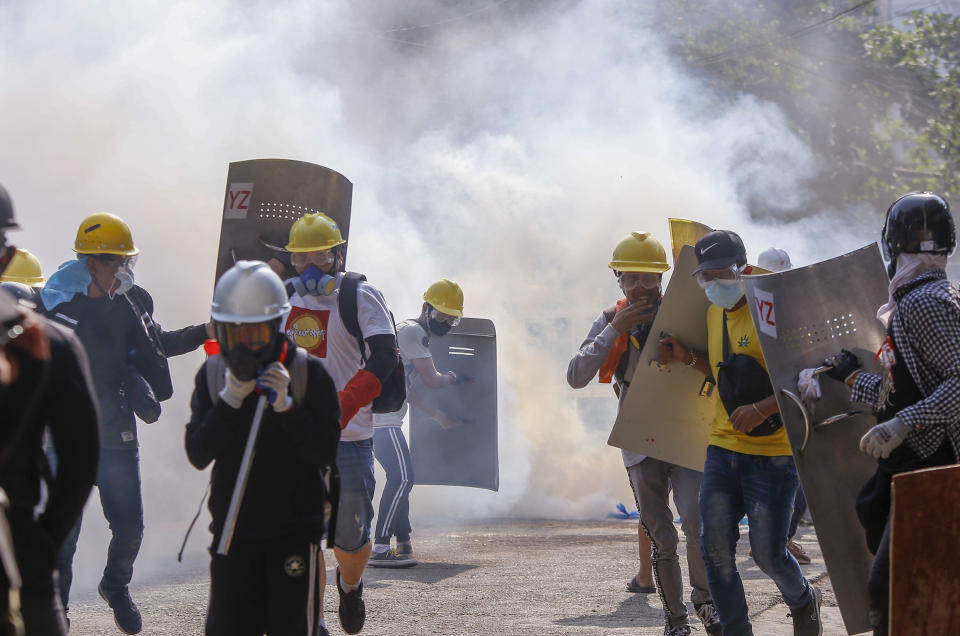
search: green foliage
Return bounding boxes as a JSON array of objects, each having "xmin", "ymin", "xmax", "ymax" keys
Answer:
[{"xmin": 656, "ymin": 1, "xmax": 960, "ymax": 215}]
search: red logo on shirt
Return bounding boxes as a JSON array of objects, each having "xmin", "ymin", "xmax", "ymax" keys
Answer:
[{"xmin": 285, "ymin": 307, "xmax": 330, "ymax": 357}]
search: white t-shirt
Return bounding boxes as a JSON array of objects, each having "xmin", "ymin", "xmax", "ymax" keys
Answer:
[
  {"xmin": 285, "ymin": 272, "xmax": 395, "ymax": 441},
  {"xmin": 373, "ymin": 319, "xmax": 432, "ymax": 428}
]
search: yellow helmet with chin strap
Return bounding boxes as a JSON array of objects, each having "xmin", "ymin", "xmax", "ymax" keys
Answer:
[
  {"xmin": 286, "ymin": 212, "xmax": 346, "ymax": 252},
  {"xmin": 74, "ymin": 213, "xmax": 139, "ymax": 256},
  {"xmin": 424, "ymin": 279, "xmax": 464, "ymax": 317},
  {"xmin": 1, "ymin": 248, "xmax": 45, "ymax": 285},
  {"xmin": 608, "ymin": 232, "xmax": 670, "ymax": 273}
]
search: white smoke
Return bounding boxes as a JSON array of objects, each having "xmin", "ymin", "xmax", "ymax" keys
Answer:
[{"xmin": 1, "ymin": 0, "xmax": 841, "ymax": 594}]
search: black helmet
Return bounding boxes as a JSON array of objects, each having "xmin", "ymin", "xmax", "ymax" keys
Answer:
[
  {"xmin": 0, "ymin": 185, "xmax": 17, "ymax": 232},
  {"xmin": 882, "ymin": 192, "xmax": 955, "ymax": 264}
]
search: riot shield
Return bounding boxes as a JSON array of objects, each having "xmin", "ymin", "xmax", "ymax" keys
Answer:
[
  {"xmin": 742, "ymin": 244, "xmax": 888, "ymax": 635},
  {"xmin": 214, "ymin": 159, "xmax": 353, "ymax": 283},
  {"xmin": 608, "ymin": 245, "xmax": 717, "ymax": 471},
  {"xmin": 890, "ymin": 463, "xmax": 960, "ymax": 635},
  {"xmin": 409, "ymin": 317, "xmax": 498, "ymax": 491},
  {"xmin": 668, "ymin": 218, "xmax": 713, "ymax": 267}
]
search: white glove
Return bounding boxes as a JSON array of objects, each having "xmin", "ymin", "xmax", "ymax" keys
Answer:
[
  {"xmin": 220, "ymin": 368, "xmax": 256, "ymax": 409},
  {"xmin": 798, "ymin": 368, "xmax": 822, "ymax": 413},
  {"xmin": 859, "ymin": 416, "xmax": 911, "ymax": 459},
  {"xmin": 257, "ymin": 362, "xmax": 293, "ymax": 413}
]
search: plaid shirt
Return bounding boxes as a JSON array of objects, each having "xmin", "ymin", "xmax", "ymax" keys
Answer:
[{"xmin": 851, "ymin": 269, "xmax": 960, "ymax": 460}]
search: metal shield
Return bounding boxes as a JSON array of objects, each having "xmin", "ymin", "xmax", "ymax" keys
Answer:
[
  {"xmin": 409, "ymin": 317, "xmax": 498, "ymax": 491},
  {"xmin": 891, "ymin": 464, "xmax": 960, "ymax": 635},
  {"xmin": 668, "ymin": 218, "xmax": 713, "ymax": 267},
  {"xmin": 214, "ymin": 159, "xmax": 353, "ymax": 283},
  {"xmin": 608, "ymin": 245, "xmax": 717, "ymax": 471},
  {"xmin": 742, "ymin": 244, "xmax": 888, "ymax": 635}
]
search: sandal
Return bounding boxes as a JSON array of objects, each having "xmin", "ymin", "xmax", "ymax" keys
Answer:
[{"xmin": 626, "ymin": 577, "xmax": 656, "ymax": 594}]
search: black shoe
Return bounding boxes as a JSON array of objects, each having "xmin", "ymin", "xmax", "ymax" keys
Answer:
[
  {"xmin": 369, "ymin": 549, "xmax": 417, "ymax": 568},
  {"xmin": 694, "ymin": 601, "xmax": 723, "ymax": 636},
  {"xmin": 98, "ymin": 582, "xmax": 142, "ymax": 635},
  {"xmin": 396, "ymin": 540, "xmax": 413, "ymax": 556},
  {"xmin": 336, "ymin": 567, "xmax": 366, "ymax": 634},
  {"xmin": 789, "ymin": 586, "xmax": 822, "ymax": 636}
]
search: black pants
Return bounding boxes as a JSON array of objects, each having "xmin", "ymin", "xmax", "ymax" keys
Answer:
[
  {"xmin": 206, "ymin": 535, "xmax": 324, "ymax": 636},
  {"xmin": 6, "ymin": 508, "xmax": 67, "ymax": 636}
]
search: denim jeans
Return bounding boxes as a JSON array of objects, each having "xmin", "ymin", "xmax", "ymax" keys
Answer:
[
  {"xmin": 334, "ymin": 439, "xmax": 375, "ymax": 552},
  {"xmin": 699, "ymin": 445, "xmax": 811, "ymax": 636},
  {"xmin": 788, "ymin": 483, "xmax": 808, "ymax": 540},
  {"xmin": 57, "ymin": 448, "xmax": 144, "ymax": 608}
]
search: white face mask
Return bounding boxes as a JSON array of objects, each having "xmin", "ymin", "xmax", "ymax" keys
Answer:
[{"xmin": 109, "ymin": 256, "xmax": 136, "ymax": 299}]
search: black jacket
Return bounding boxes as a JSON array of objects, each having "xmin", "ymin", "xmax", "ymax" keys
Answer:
[
  {"xmin": 185, "ymin": 341, "xmax": 340, "ymax": 546},
  {"xmin": 43, "ymin": 285, "xmax": 206, "ymax": 448},
  {"xmin": 0, "ymin": 313, "xmax": 99, "ymax": 550}
]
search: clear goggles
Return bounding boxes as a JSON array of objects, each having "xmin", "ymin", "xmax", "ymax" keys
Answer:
[
  {"xmin": 694, "ymin": 265, "xmax": 742, "ymax": 288},
  {"xmin": 215, "ymin": 321, "xmax": 275, "ymax": 350},
  {"xmin": 290, "ymin": 250, "xmax": 334, "ymax": 270},
  {"xmin": 619, "ymin": 272, "xmax": 661, "ymax": 290},
  {"xmin": 429, "ymin": 308, "xmax": 461, "ymax": 326},
  {"xmin": 93, "ymin": 254, "xmax": 136, "ymax": 269}
]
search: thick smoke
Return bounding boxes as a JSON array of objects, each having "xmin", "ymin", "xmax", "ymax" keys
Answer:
[{"xmin": 1, "ymin": 0, "xmax": 840, "ymax": 593}]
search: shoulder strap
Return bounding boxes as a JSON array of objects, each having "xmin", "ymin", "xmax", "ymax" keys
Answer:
[
  {"xmin": 290, "ymin": 347, "xmax": 308, "ymax": 405},
  {"xmin": 206, "ymin": 355, "xmax": 227, "ymax": 403},
  {"xmin": 125, "ymin": 288, "xmax": 167, "ymax": 358},
  {"xmin": 722, "ymin": 310, "xmax": 730, "ymax": 362},
  {"xmin": 337, "ymin": 272, "xmax": 368, "ymax": 363}
]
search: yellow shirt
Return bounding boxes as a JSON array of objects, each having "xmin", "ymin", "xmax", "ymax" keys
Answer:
[{"xmin": 706, "ymin": 302, "xmax": 792, "ymax": 456}]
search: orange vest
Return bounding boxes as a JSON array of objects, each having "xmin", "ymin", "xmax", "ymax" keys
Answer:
[{"xmin": 598, "ymin": 298, "xmax": 629, "ymax": 384}]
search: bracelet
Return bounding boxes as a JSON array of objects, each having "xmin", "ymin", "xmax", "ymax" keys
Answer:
[
  {"xmin": 686, "ymin": 350, "xmax": 697, "ymax": 367},
  {"xmin": 752, "ymin": 403, "xmax": 764, "ymax": 418}
]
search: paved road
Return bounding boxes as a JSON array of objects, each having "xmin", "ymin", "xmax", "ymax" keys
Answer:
[{"xmin": 67, "ymin": 518, "xmax": 856, "ymax": 635}]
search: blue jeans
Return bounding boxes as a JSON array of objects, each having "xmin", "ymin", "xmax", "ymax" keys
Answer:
[
  {"xmin": 373, "ymin": 427, "xmax": 414, "ymax": 545},
  {"xmin": 334, "ymin": 439, "xmax": 375, "ymax": 552},
  {"xmin": 788, "ymin": 483, "xmax": 807, "ymax": 540},
  {"xmin": 57, "ymin": 448, "xmax": 144, "ymax": 609},
  {"xmin": 699, "ymin": 445, "xmax": 811, "ymax": 636}
]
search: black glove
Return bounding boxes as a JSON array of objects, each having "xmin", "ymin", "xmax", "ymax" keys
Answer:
[{"xmin": 823, "ymin": 349, "xmax": 861, "ymax": 383}]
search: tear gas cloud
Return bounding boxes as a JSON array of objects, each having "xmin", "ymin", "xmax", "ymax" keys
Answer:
[{"xmin": 0, "ymin": 0, "xmax": 871, "ymax": 591}]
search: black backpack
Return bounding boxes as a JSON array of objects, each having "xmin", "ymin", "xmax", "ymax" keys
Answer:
[{"xmin": 338, "ymin": 272, "xmax": 406, "ymax": 413}]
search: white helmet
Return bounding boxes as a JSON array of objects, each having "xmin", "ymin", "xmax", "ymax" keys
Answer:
[
  {"xmin": 211, "ymin": 261, "xmax": 290, "ymax": 323},
  {"xmin": 757, "ymin": 247, "xmax": 792, "ymax": 273}
]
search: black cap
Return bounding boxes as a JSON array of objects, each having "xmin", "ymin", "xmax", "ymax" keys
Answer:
[
  {"xmin": 0, "ymin": 184, "xmax": 18, "ymax": 232},
  {"xmin": 693, "ymin": 230, "xmax": 747, "ymax": 274}
]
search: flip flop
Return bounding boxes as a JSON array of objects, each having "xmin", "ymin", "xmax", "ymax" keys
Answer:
[{"xmin": 626, "ymin": 578, "xmax": 656, "ymax": 594}]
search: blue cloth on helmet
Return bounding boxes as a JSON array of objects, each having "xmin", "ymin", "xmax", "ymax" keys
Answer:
[{"xmin": 40, "ymin": 257, "xmax": 91, "ymax": 310}]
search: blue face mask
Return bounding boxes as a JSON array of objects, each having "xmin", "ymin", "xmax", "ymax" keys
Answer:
[{"xmin": 704, "ymin": 279, "xmax": 744, "ymax": 309}]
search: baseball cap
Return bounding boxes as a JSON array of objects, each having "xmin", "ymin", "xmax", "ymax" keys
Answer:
[{"xmin": 693, "ymin": 230, "xmax": 747, "ymax": 274}]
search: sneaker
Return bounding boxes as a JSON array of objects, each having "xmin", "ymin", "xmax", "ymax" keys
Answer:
[
  {"xmin": 336, "ymin": 567, "xmax": 366, "ymax": 635},
  {"xmin": 369, "ymin": 549, "xmax": 417, "ymax": 568},
  {"xmin": 665, "ymin": 624, "xmax": 691, "ymax": 636},
  {"xmin": 98, "ymin": 582, "xmax": 142, "ymax": 635},
  {"xmin": 396, "ymin": 541, "xmax": 413, "ymax": 556},
  {"xmin": 789, "ymin": 586, "xmax": 822, "ymax": 636},
  {"xmin": 787, "ymin": 539, "xmax": 812, "ymax": 565},
  {"xmin": 695, "ymin": 601, "xmax": 723, "ymax": 636}
]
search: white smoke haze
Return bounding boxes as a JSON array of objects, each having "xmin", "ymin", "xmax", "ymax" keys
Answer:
[{"xmin": 1, "ymin": 0, "xmax": 853, "ymax": 595}]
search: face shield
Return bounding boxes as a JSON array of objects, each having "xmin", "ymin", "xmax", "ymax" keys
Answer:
[{"xmin": 214, "ymin": 318, "xmax": 284, "ymax": 381}]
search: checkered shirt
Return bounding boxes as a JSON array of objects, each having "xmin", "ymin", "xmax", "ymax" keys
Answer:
[{"xmin": 851, "ymin": 269, "xmax": 960, "ymax": 460}]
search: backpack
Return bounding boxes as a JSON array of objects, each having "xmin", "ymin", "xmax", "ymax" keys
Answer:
[{"xmin": 337, "ymin": 272, "xmax": 406, "ymax": 413}]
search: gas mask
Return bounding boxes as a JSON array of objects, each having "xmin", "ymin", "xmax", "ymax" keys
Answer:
[
  {"xmin": 215, "ymin": 318, "xmax": 284, "ymax": 381},
  {"xmin": 426, "ymin": 307, "xmax": 459, "ymax": 337},
  {"xmin": 291, "ymin": 265, "xmax": 336, "ymax": 297}
]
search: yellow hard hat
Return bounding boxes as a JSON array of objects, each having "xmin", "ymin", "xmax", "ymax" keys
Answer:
[
  {"xmin": 424, "ymin": 279, "xmax": 464, "ymax": 317},
  {"xmin": 74, "ymin": 213, "xmax": 139, "ymax": 256},
  {"xmin": 608, "ymin": 232, "xmax": 670, "ymax": 273},
  {"xmin": 286, "ymin": 212, "xmax": 346, "ymax": 253},
  {"xmin": 0, "ymin": 248, "xmax": 45, "ymax": 285}
]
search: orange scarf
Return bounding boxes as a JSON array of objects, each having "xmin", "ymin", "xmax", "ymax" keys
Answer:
[{"xmin": 598, "ymin": 298, "xmax": 629, "ymax": 384}]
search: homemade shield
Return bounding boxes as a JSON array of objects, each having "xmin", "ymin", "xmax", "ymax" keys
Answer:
[
  {"xmin": 890, "ymin": 464, "xmax": 960, "ymax": 635},
  {"xmin": 742, "ymin": 244, "xmax": 888, "ymax": 635},
  {"xmin": 409, "ymin": 317, "xmax": 498, "ymax": 491},
  {"xmin": 608, "ymin": 245, "xmax": 717, "ymax": 471},
  {"xmin": 214, "ymin": 159, "xmax": 353, "ymax": 283},
  {"xmin": 668, "ymin": 218, "xmax": 713, "ymax": 267}
]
